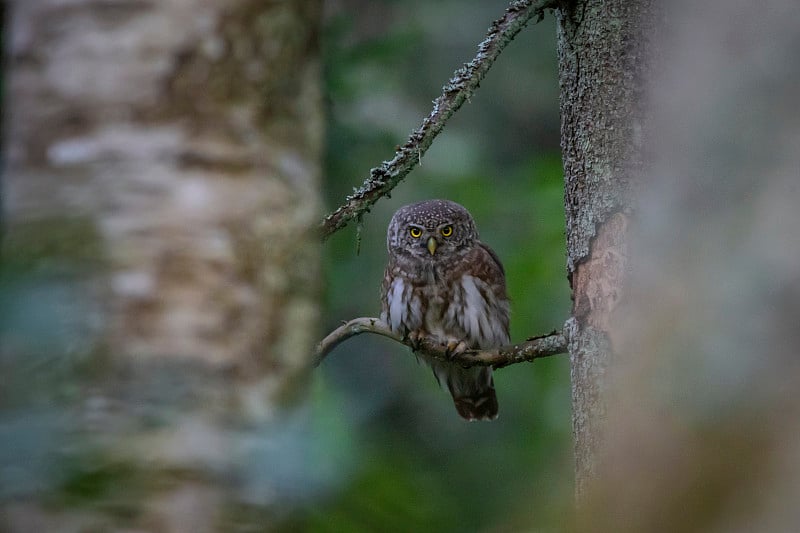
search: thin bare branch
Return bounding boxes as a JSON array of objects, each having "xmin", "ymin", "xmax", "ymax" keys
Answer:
[
  {"xmin": 314, "ymin": 317, "xmax": 567, "ymax": 369},
  {"xmin": 320, "ymin": 0, "xmax": 558, "ymax": 239}
]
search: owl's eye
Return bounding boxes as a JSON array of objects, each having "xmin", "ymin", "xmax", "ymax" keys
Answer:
[
  {"xmin": 440, "ymin": 225, "xmax": 453, "ymax": 237},
  {"xmin": 409, "ymin": 227, "xmax": 422, "ymax": 238}
]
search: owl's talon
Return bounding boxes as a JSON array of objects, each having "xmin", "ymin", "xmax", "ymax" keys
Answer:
[
  {"xmin": 406, "ymin": 331, "xmax": 424, "ymax": 351},
  {"xmin": 445, "ymin": 340, "xmax": 468, "ymax": 359}
]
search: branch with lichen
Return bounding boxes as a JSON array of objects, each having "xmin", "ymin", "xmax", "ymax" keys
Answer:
[
  {"xmin": 314, "ymin": 317, "xmax": 567, "ymax": 369},
  {"xmin": 320, "ymin": 0, "xmax": 559, "ymax": 239}
]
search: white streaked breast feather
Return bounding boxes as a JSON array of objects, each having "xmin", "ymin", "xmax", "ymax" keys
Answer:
[
  {"xmin": 387, "ymin": 277, "xmax": 406, "ymax": 333},
  {"xmin": 459, "ymin": 275, "xmax": 509, "ymax": 348}
]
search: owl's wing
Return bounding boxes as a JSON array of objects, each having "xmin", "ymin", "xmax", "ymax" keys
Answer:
[
  {"xmin": 380, "ymin": 261, "xmax": 414, "ymax": 336},
  {"xmin": 467, "ymin": 242, "xmax": 509, "ymax": 301},
  {"xmin": 380, "ymin": 264, "xmax": 392, "ymax": 322},
  {"xmin": 478, "ymin": 242, "xmax": 505, "ymax": 276},
  {"xmin": 453, "ymin": 241, "xmax": 511, "ymax": 348}
]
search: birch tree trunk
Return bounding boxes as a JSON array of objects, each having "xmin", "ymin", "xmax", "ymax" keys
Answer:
[
  {"xmin": 555, "ymin": 0, "xmax": 656, "ymax": 499},
  {"xmin": 2, "ymin": 0, "xmax": 322, "ymax": 530}
]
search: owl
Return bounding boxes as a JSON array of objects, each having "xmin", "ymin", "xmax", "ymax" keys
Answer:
[{"xmin": 380, "ymin": 199, "xmax": 510, "ymax": 421}]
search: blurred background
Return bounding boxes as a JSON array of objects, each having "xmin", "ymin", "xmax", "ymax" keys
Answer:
[
  {"xmin": 314, "ymin": 0, "xmax": 571, "ymax": 530},
  {"xmin": 1, "ymin": 0, "xmax": 571, "ymax": 531},
  {"xmin": 5, "ymin": 0, "xmax": 800, "ymax": 531}
]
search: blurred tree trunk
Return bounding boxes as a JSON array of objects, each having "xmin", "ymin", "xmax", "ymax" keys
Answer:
[
  {"xmin": 555, "ymin": 0, "xmax": 656, "ymax": 499},
  {"xmin": 2, "ymin": 0, "xmax": 322, "ymax": 530},
  {"xmin": 579, "ymin": 0, "xmax": 800, "ymax": 530}
]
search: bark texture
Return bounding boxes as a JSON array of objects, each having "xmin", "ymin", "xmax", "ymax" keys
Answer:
[
  {"xmin": 555, "ymin": 0, "xmax": 655, "ymax": 499},
  {"xmin": 2, "ymin": 0, "xmax": 322, "ymax": 529}
]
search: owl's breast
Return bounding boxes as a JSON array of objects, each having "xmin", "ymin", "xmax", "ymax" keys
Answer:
[{"xmin": 416, "ymin": 282, "xmax": 448, "ymax": 339}]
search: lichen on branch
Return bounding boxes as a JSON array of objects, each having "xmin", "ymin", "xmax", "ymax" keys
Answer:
[
  {"xmin": 314, "ymin": 317, "xmax": 567, "ymax": 368},
  {"xmin": 320, "ymin": 0, "xmax": 558, "ymax": 239}
]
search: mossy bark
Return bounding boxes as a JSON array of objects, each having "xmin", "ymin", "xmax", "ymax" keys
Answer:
[{"xmin": 555, "ymin": 0, "xmax": 656, "ymax": 500}]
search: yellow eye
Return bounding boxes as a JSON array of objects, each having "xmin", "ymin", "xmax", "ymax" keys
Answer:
[
  {"xmin": 440, "ymin": 225, "xmax": 453, "ymax": 237},
  {"xmin": 409, "ymin": 227, "xmax": 422, "ymax": 238}
]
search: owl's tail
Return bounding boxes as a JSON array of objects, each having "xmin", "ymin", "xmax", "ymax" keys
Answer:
[
  {"xmin": 431, "ymin": 362, "xmax": 498, "ymax": 421},
  {"xmin": 452, "ymin": 387, "xmax": 499, "ymax": 421}
]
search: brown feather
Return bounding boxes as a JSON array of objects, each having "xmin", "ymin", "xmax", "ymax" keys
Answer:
[{"xmin": 380, "ymin": 200, "xmax": 510, "ymax": 420}]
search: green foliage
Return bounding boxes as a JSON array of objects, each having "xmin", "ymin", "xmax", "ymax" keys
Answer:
[
  {"xmin": 2, "ymin": 216, "xmax": 106, "ymax": 273},
  {"xmin": 302, "ymin": 453, "xmax": 466, "ymax": 532},
  {"xmin": 0, "ymin": 2, "xmax": 571, "ymax": 529},
  {"xmin": 305, "ymin": 1, "xmax": 571, "ymax": 531},
  {"xmin": 55, "ymin": 457, "xmax": 145, "ymax": 519}
]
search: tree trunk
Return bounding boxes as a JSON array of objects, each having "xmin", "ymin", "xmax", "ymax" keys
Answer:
[
  {"xmin": 2, "ymin": 0, "xmax": 322, "ymax": 529},
  {"xmin": 555, "ymin": 0, "xmax": 656, "ymax": 499},
  {"xmin": 585, "ymin": 0, "xmax": 800, "ymax": 530}
]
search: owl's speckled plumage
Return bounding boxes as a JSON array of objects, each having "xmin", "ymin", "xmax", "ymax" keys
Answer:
[{"xmin": 380, "ymin": 199, "xmax": 510, "ymax": 420}]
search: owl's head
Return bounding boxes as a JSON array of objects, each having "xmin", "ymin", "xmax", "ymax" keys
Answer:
[{"xmin": 386, "ymin": 199, "xmax": 479, "ymax": 261}]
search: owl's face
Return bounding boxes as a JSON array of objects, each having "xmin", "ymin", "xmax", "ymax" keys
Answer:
[{"xmin": 387, "ymin": 199, "xmax": 478, "ymax": 262}]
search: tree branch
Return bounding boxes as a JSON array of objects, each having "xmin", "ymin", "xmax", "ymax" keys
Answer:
[
  {"xmin": 320, "ymin": 0, "xmax": 558, "ymax": 239},
  {"xmin": 314, "ymin": 317, "xmax": 567, "ymax": 369}
]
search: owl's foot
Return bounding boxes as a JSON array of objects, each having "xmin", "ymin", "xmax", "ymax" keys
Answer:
[
  {"xmin": 406, "ymin": 332, "xmax": 467, "ymax": 359},
  {"xmin": 444, "ymin": 339, "xmax": 469, "ymax": 359},
  {"xmin": 406, "ymin": 331, "xmax": 426, "ymax": 352}
]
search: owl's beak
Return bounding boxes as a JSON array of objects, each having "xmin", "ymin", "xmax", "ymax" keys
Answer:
[{"xmin": 427, "ymin": 236, "xmax": 438, "ymax": 255}]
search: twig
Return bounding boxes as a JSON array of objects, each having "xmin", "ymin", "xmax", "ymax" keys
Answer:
[
  {"xmin": 320, "ymin": 0, "xmax": 558, "ymax": 239},
  {"xmin": 313, "ymin": 317, "xmax": 567, "ymax": 369}
]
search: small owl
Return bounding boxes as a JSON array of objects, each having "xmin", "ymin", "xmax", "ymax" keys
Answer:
[{"xmin": 381, "ymin": 199, "xmax": 510, "ymax": 420}]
